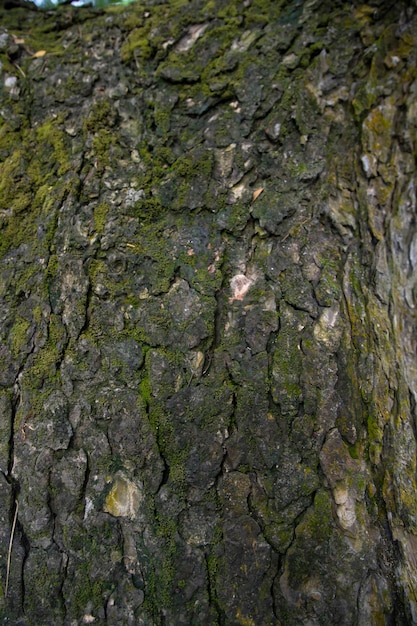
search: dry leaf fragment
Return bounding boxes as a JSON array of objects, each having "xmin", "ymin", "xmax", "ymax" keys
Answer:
[
  {"xmin": 33, "ymin": 50, "xmax": 47, "ymax": 58},
  {"xmin": 252, "ymin": 187, "xmax": 264, "ymax": 202}
]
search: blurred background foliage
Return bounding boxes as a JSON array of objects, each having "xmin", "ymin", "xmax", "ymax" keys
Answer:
[{"xmin": 35, "ymin": 0, "xmax": 135, "ymax": 8}]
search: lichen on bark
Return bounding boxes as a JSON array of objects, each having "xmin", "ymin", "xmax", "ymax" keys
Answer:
[{"xmin": 1, "ymin": 0, "xmax": 417, "ymax": 624}]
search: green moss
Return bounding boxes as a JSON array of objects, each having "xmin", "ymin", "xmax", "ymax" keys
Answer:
[
  {"xmin": 0, "ymin": 109, "xmax": 80, "ymax": 259},
  {"xmin": 35, "ymin": 117, "xmax": 72, "ymax": 176},
  {"xmin": 33, "ymin": 305, "xmax": 43, "ymax": 325},
  {"xmin": 92, "ymin": 129, "xmax": 115, "ymax": 170},
  {"xmin": 120, "ymin": 28, "xmax": 154, "ymax": 63},
  {"xmin": 120, "ymin": 0, "xmax": 192, "ymax": 64},
  {"xmin": 154, "ymin": 105, "xmax": 172, "ymax": 135},
  {"xmin": 87, "ymin": 258, "xmax": 106, "ymax": 284},
  {"xmin": 142, "ymin": 511, "xmax": 181, "ymax": 617},
  {"xmin": 352, "ymin": 71, "xmax": 379, "ymax": 119},
  {"xmin": 285, "ymin": 490, "xmax": 334, "ymax": 595},
  {"xmin": 63, "ymin": 524, "xmax": 87, "ymax": 553},
  {"xmin": 139, "ymin": 375, "xmax": 152, "ymax": 406},
  {"xmin": 0, "ymin": 149, "xmax": 27, "ymax": 210},
  {"xmin": 17, "ymin": 15, "xmax": 71, "ymax": 58},
  {"xmin": 1, "ymin": 205, "xmax": 33, "ymax": 257},
  {"xmin": 23, "ymin": 314, "xmax": 65, "ymax": 393},
  {"xmin": 71, "ymin": 562, "xmax": 110, "ymax": 617},
  {"xmin": 367, "ymin": 412, "xmax": 384, "ymax": 465},
  {"xmin": 134, "ymin": 195, "xmax": 165, "ymax": 224},
  {"xmin": 10, "ymin": 316, "xmax": 31, "ymax": 357},
  {"xmin": 84, "ymin": 98, "xmax": 114, "ymax": 133},
  {"xmin": 305, "ymin": 490, "xmax": 333, "ymax": 541},
  {"xmin": 46, "ymin": 253, "xmax": 59, "ymax": 282},
  {"xmin": 22, "ymin": 553, "xmax": 65, "ymax": 623},
  {"xmin": 315, "ymin": 257, "xmax": 342, "ymax": 306},
  {"xmin": 345, "ymin": 264, "xmax": 370, "ymax": 350},
  {"xmin": 154, "ymin": 150, "xmax": 214, "ymax": 211},
  {"xmin": 348, "ymin": 441, "xmax": 361, "ymax": 460}
]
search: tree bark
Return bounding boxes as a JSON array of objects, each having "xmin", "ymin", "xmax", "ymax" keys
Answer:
[{"xmin": 1, "ymin": 0, "xmax": 417, "ymax": 623}]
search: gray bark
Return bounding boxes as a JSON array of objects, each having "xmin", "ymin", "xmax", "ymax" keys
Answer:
[{"xmin": 1, "ymin": 0, "xmax": 417, "ymax": 623}]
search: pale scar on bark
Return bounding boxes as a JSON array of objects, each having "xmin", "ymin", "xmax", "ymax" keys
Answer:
[{"xmin": 229, "ymin": 274, "xmax": 254, "ymax": 302}]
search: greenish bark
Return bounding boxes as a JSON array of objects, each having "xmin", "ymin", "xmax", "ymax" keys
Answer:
[{"xmin": 1, "ymin": 0, "xmax": 417, "ymax": 624}]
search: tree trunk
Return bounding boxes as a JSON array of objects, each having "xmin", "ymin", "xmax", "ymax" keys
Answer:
[{"xmin": 1, "ymin": 0, "xmax": 417, "ymax": 623}]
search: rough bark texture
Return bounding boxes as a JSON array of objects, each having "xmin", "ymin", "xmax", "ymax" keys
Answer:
[{"xmin": 1, "ymin": 0, "xmax": 417, "ymax": 624}]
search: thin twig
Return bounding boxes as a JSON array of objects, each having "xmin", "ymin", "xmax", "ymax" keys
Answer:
[
  {"xmin": 5, "ymin": 500, "xmax": 18, "ymax": 599},
  {"xmin": 15, "ymin": 64, "xmax": 26, "ymax": 79}
]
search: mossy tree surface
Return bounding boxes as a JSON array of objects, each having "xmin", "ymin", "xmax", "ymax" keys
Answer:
[{"xmin": 0, "ymin": 0, "xmax": 417, "ymax": 624}]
